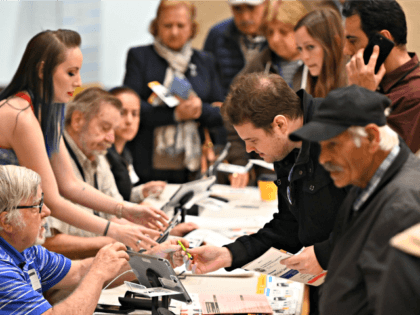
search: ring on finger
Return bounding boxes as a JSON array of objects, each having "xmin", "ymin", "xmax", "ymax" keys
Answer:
[{"xmin": 136, "ymin": 240, "xmax": 142, "ymax": 245}]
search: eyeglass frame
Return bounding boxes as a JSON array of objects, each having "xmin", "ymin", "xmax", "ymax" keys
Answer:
[{"xmin": 16, "ymin": 193, "xmax": 44, "ymax": 213}]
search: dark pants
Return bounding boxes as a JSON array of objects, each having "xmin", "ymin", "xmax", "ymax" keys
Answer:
[{"xmin": 310, "ymin": 285, "xmax": 321, "ymax": 315}]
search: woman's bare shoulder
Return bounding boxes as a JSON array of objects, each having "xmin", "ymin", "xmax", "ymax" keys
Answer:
[{"xmin": 0, "ymin": 96, "xmax": 39, "ymax": 146}]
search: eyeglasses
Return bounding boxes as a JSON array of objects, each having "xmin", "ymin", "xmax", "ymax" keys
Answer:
[{"xmin": 16, "ymin": 193, "xmax": 44, "ymax": 213}]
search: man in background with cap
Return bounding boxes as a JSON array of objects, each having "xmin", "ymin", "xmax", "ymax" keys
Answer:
[
  {"xmin": 289, "ymin": 85, "xmax": 420, "ymax": 315},
  {"xmin": 204, "ymin": 0, "xmax": 267, "ymax": 96}
]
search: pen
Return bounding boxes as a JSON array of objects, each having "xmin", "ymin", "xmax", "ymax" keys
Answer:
[{"xmin": 178, "ymin": 240, "xmax": 193, "ymax": 261}]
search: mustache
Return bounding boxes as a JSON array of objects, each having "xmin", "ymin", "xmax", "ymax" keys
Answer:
[
  {"xmin": 239, "ymin": 20, "xmax": 255, "ymax": 27},
  {"xmin": 322, "ymin": 162, "xmax": 344, "ymax": 173}
]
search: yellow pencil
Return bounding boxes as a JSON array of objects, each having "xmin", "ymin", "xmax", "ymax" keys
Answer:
[{"xmin": 178, "ymin": 240, "xmax": 193, "ymax": 260}]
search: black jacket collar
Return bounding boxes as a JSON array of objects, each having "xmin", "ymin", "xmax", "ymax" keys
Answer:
[{"xmin": 274, "ymin": 90, "xmax": 317, "ymax": 177}]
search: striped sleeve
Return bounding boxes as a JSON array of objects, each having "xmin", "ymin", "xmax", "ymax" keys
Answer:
[
  {"xmin": 0, "ymin": 260, "xmax": 52, "ymax": 315},
  {"xmin": 32, "ymin": 245, "xmax": 72, "ymax": 292}
]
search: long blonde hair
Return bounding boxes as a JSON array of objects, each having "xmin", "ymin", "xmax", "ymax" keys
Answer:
[{"xmin": 295, "ymin": 8, "xmax": 346, "ymax": 98}]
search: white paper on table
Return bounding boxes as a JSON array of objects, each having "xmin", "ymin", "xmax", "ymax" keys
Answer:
[
  {"xmin": 170, "ymin": 293, "xmax": 201, "ymax": 315},
  {"xmin": 124, "ymin": 282, "xmax": 180, "ymax": 297},
  {"xmin": 249, "ymin": 159, "xmax": 275, "ymax": 171},
  {"xmin": 196, "ymin": 197, "xmax": 228, "ymax": 212},
  {"xmin": 216, "ymin": 161, "xmax": 252, "ymax": 174},
  {"xmin": 175, "ymin": 264, "xmax": 254, "ymax": 278},
  {"xmin": 185, "ymin": 215, "xmax": 270, "ymax": 230},
  {"xmin": 184, "ymin": 228, "xmax": 233, "ymax": 247},
  {"xmin": 199, "ymin": 293, "xmax": 272, "ymax": 314},
  {"xmin": 242, "ymin": 248, "xmax": 327, "ymax": 286}
]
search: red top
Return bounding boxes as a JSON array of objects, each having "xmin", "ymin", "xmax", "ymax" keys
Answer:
[{"xmin": 15, "ymin": 92, "xmax": 34, "ymax": 111}]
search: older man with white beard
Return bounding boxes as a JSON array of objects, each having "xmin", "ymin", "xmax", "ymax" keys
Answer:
[{"xmin": 44, "ymin": 87, "xmax": 163, "ymax": 260}]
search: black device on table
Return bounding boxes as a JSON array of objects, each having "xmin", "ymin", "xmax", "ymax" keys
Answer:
[
  {"xmin": 95, "ymin": 303, "xmax": 135, "ymax": 314},
  {"xmin": 95, "ymin": 251, "xmax": 191, "ymax": 315},
  {"xmin": 363, "ymin": 33, "xmax": 395, "ymax": 74}
]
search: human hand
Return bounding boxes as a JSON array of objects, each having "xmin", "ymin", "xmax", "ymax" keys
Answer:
[
  {"xmin": 183, "ymin": 245, "xmax": 232, "ymax": 275},
  {"xmin": 142, "ymin": 181, "xmax": 166, "ymax": 198},
  {"xmin": 108, "ymin": 223, "xmax": 160, "ymax": 251},
  {"xmin": 174, "ymin": 95, "xmax": 202, "ymax": 121},
  {"xmin": 90, "ymin": 242, "xmax": 129, "ymax": 282},
  {"xmin": 146, "ymin": 239, "xmax": 189, "ymax": 268},
  {"xmin": 123, "ymin": 203, "xmax": 169, "ymax": 230},
  {"xmin": 229, "ymin": 172, "xmax": 249, "ymax": 188},
  {"xmin": 346, "ymin": 45, "xmax": 386, "ymax": 91},
  {"xmin": 170, "ymin": 222, "xmax": 199, "ymax": 237},
  {"xmin": 279, "ymin": 246, "xmax": 323, "ymax": 275}
]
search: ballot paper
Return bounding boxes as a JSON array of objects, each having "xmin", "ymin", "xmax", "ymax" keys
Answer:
[
  {"xmin": 242, "ymin": 248, "xmax": 327, "ymax": 286},
  {"xmin": 199, "ymin": 293, "xmax": 272, "ymax": 314},
  {"xmin": 147, "ymin": 81, "xmax": 179, "ymax": 107},
  {"xmin": 263, "ymin": 276, "xmax": 304, "ymax": 315},
  {"xmin": 249, "ymin": 159, "xmax": 275, "ymax": 171}
]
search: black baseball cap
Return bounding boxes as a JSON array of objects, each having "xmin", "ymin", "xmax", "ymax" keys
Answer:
[{"xmin": 289, "ymin": 85, "xmax": 390, "ymax": 142}]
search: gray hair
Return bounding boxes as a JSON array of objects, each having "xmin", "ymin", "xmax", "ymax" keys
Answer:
[
  {"xmin": 347, "ymin": 125, "xmax": 399, "ymax": 151},
  {"xmin": 0, "ymin": 165, "xmax": 41, "ymax": 229},
  {"xmin": 65, "ymin": 87, "xmax": 122, "ymax": 127}
]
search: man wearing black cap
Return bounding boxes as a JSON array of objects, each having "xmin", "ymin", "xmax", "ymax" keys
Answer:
[{"xmin": 290, "ymin": 85, "xmax": 420, "ymax": 315}]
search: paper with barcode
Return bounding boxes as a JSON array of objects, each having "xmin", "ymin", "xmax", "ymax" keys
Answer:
[
  {"xmin": 242, "ymin": 247, "xmax": 327, "ymax": 286},
  {"xmin": 199, "ymin": 294, "xmax": 272, "ymax": 314}
]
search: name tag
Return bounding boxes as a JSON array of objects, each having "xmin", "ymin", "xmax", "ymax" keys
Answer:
[{"xmin": 28, "ymin": 269, "xmax": 41, "ymax": 291}]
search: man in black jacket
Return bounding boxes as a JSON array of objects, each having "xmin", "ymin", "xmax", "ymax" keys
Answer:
[
  {"xmin": 290, "ymin": 85, "xmax": 420, "ymax": 315},
  {"xmin": 185, "ymin": 73, "xmax": 348, "ymax": 314}
]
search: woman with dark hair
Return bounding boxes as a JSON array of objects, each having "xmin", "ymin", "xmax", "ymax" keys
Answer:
[
  {"xmin": 123, "ymin": 0, "xmax": 224, "ymax": 184},
  {"xmin": 294, "ymin": 8, "xmax": 347, "ymax": 98},
  {"xmin": 107, "ymin": 86, "xmax": 198, "ymax": 236},
  {"xmin": 107, "ymin": 86, "xmax": 166, "ymax": 203},
  {"xmin": 0, "ymin": 29, "xmax": 168, "ymax": 251}
]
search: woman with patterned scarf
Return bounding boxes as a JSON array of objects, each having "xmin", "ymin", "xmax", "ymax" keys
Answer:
[{"xmin": 123, "ymin": 0, "xmax": 224, "ymax": 184}]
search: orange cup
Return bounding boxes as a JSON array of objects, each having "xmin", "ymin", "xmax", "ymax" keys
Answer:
[{"xmin": 258, "ymin": 180, "xmax": 278, "ymax": 201}]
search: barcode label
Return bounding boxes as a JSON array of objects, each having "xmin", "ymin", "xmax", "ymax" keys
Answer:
[{"xmin": 205, "ymin": 302, "xmax": 220, "ymax": 313}]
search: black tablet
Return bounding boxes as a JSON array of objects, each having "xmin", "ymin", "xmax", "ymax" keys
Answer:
[{"xmin": 127, "ymin": 251, "xmax": 192, "ymax": 304}]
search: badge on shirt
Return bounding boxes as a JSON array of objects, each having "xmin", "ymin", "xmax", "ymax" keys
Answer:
[{"xmin": 28, "ymin": 269, "xmax": 41, "ymax": 291}]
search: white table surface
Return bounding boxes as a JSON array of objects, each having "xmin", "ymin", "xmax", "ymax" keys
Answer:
[{"xmin": 97, "ymin": 183, "xmax": 281, "ymax": 314}]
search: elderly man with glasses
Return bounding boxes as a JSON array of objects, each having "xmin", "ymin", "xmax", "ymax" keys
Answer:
[{"xmin": 0, "ymin": 165, "xmax": 187, "ymax": 315}]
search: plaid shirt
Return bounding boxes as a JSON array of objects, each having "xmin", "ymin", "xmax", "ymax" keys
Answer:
[{"xmin": 353, "ymin": 145, "xmax": 400, "ymax": 211}]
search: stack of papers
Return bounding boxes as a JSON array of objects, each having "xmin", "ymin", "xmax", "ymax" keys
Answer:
[{"xmin": 243, "ymin": 248, "xmax": 327, "ymax": 286}]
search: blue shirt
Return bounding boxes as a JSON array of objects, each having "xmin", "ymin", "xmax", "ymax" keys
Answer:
[
  {"xmin": 0, "ymin": 237, "xmax": 71, "ymax": 315},
  {"xmin": 0, "ymin": 148, "xmax": 19, "ymax": 165}
]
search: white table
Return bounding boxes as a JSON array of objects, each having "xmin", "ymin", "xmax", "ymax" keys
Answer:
[{"xmin": 97, "ymin": 184, "xmax": 308, "ymax": 315}]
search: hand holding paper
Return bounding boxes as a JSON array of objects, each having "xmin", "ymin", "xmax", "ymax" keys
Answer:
[
  {"xmin": 175, "ymin": 94, "xmax": 202, "ymax": 121},
  {"xmin": 242, "ymin": 247, "xmax": 326, "ymax": 286},
  {"xmin": 280, "ymin": 246, "xmax": 323, "ymax": 275}
]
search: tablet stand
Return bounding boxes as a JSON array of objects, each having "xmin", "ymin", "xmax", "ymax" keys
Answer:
[{"xmin": 119, "ymin": 291, "xmax": 173, "ymax": 315}]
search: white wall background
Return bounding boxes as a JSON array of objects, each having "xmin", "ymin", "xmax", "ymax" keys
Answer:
[{"xmin": 0, "ymin": 1, "xmax": 159, "ymax": 89}]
